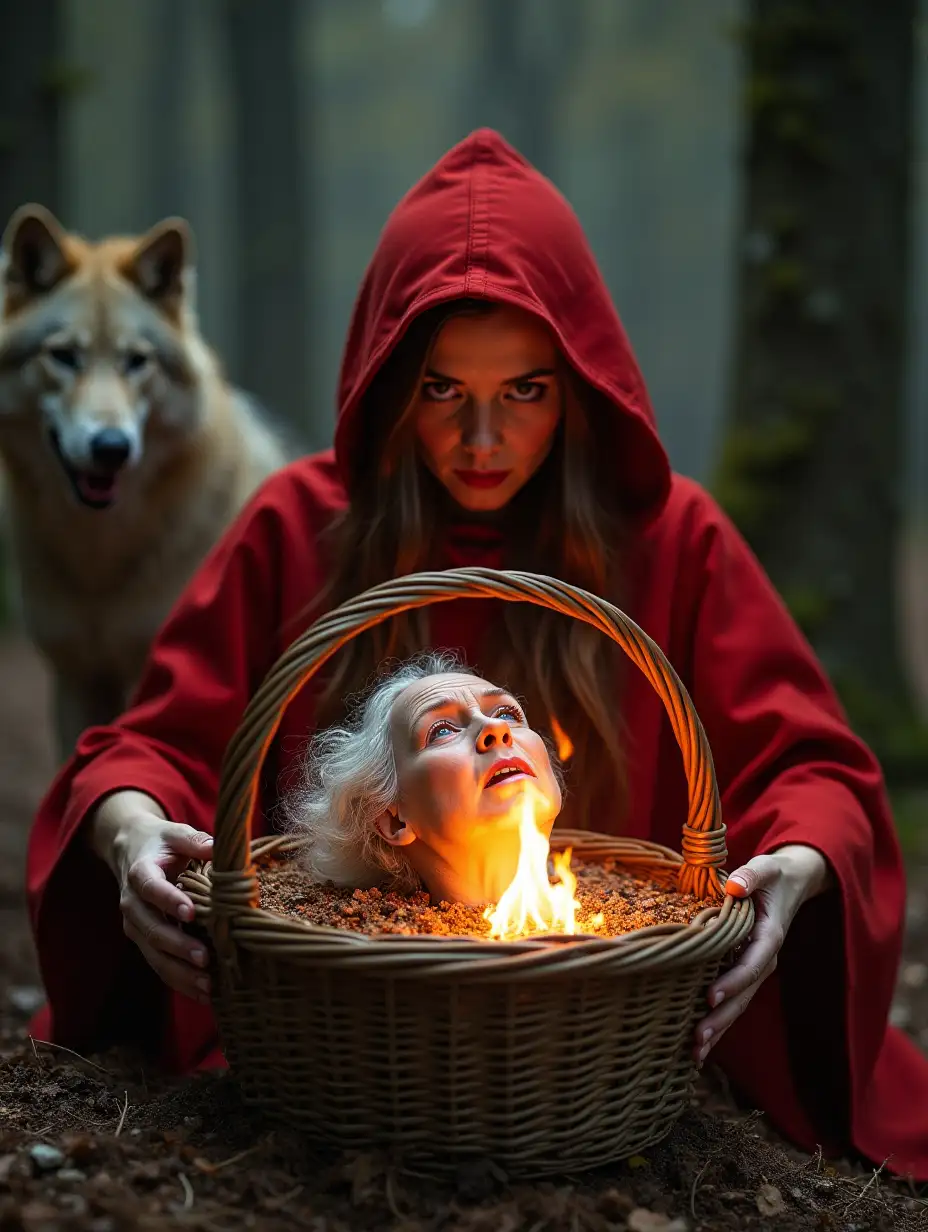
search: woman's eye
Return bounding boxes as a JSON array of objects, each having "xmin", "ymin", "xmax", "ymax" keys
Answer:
[
  {"xmin": 496, "ymin": 705, "xmax": 525, "ymax": 724},
  {"xmin": 508, "ymin": 381, "xmax": 546, "ymax": 403},
  {"xmin": 426, "ymin": 720, "xmax": 457, "ymax": 744},
  {"xmin": 422, "ymin": 380, "xmax": 460, "ymax": 403}
]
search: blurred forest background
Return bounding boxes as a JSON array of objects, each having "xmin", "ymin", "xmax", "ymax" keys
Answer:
[{"xmin": 0, "ymin": 0, "xmax": 926, "ymax": 793}]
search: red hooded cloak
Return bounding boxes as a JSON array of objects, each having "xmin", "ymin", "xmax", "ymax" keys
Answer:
[{"xmin": 25, "ymin": 130, "xmax": 928, "ymax": 1177}]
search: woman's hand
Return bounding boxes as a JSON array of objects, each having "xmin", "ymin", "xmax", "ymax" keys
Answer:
[
  {"xmin": 694, "ymin": 843, "xmax": 833, "ymax": 1066},
  {"xmin": 87, "ymin": 790, "xmax": 215, "ymax": 1004}
]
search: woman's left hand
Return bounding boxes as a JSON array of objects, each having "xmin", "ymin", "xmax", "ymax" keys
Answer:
[{"xmin": 694, "ymin": 843, "xmax": 833, "ymax": 1066}]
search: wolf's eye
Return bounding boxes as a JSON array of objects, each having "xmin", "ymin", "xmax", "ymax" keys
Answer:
[
  {"xmin": 47, "ymin": 346, "xmax": 79, "ymax": 370},
  {"xmin": 123, "ymin": 350, "xmax": 150, "ymax": 375}
]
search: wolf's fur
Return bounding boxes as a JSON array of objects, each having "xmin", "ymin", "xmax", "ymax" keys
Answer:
[{"xmin": 0, "ymin": 204, "xmax": 292, "ymax": 760}]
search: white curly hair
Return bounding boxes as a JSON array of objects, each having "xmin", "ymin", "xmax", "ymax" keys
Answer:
[{"xmin": 281, "ymin": 650, "xmax": 473, "ymax": 892}]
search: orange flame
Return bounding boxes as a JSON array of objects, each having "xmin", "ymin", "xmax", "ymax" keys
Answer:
[
  {"xmin": 550, "ymin": 715, "xmax": 574, "ymax": 763},
  {"xmin": 484, "ymin": 785, "xmax": 582, "ymax": 939}
]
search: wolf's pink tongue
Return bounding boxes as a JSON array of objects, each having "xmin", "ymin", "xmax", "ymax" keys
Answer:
[{"xmin": 77, "ymin": 473, "xmax": 117, "ymax": 503}]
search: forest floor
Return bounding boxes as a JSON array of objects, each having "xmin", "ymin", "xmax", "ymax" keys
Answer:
[{"xmin": 0, "ymin": 525, "xmax": 926, "ymax": 1232}]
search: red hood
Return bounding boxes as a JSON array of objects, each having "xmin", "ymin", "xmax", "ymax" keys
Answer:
[{"xmin": 334, "ymin": 128, "xmax": 671, "ymax": 520}]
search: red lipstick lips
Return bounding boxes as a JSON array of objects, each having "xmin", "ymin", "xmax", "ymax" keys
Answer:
[
  {"xmin": 454, "ymin": 469, "xmax": 511, "ymax": 489},
  {"xmin": 484, "ymin": 756, "xmax": 536, "ymax": 789}
]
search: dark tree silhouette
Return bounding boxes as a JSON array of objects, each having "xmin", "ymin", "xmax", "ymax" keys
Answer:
[
  {"xmin": 0, "ymin": 0, "xmax": 64, "ymax": 228},
  {"xmin": 717, "ymin": 0, "xmax": 922, "ymax": 778},
  {"xmin": 225, "ymin": 0, "xmax": 311, "ymax": 436},
  {"xmin": 146, "ymin": 0, "xmax": 189, "ymax": 222},
  {"xmin": 472, "ymin": 0, "xmax": 583, "ymax": 181}
]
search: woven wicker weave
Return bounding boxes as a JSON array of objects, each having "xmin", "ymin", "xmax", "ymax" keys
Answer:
[{"xmin": 180, "ymin": 567, "xmax": 754, "ymax": 1176}]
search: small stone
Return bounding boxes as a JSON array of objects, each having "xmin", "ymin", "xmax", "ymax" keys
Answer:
[
  {"xmin": 628, "ymin": 1210, "xmax": 688, "ymax": 1232},
  {"xmin": 7, "ymin": 985, "xmax": 44, "ymax": 1015},
  {"xmin": 57, "ymin": 1168, "xmax": 87, "ymax": 1182},
  {"xmin": 59, "ymin": 1194, "xmax": 89, "ymax": 1217},
  {"xmin": 29, "ymin": 1143, "xmax": 65, "ymax": 1171}
]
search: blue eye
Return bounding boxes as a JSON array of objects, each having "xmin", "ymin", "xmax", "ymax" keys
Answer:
[
  {"xmin": 496, "ymin": 704, "xmax": 525, "ymax": 723},
  {"xmin": 426, "ymin": 719, "xmax": 458, "ymax": 744}
]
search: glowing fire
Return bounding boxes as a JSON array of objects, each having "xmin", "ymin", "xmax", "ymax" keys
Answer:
[
  {"xmin": 550, "ymin": 714, "xmax": 574, "ymax": 763},
  {"xmin": 484, "ymin": 785, "xmax": 583, "ymax": 940}
]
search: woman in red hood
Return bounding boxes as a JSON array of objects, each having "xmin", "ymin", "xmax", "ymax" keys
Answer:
[{"xmin": 26, "ymin": 130, "xmax": 928, "ymax": 1177}]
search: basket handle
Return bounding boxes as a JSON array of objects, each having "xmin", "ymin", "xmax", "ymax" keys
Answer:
[{"xmin": 210, "ymin": 568, "xmax": 728, "ymax": 924}]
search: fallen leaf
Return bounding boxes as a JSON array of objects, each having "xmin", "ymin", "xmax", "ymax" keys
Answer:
[{"xmin": 756, "ymin": 1183, "xmax": 786, "ymax": 1216}]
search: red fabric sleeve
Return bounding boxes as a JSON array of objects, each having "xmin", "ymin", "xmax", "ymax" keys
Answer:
[
  {"xmin": 25, "ymin": 477, "xmax": 292, "ymax": 1058},
  {"xmin": 681, "ymin": 496, "xmax": 921, "ymax": 1170}
]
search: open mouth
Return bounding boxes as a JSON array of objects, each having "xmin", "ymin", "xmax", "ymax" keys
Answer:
[
  {"xmin": 48, "ymin": 430, "xmax": 120, "ymax": 510},
  {"xmin": 484, "ymin": 757, "xmax": 536, "ymax": 789}
]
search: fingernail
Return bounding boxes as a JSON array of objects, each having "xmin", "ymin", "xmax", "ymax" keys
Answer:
[
  {"xmin": 701, "ymin": 1027, "xmax": 714, "ymax": 1045},
  {"xmin": 178, "ymin": 904, "xmax": 194, "ymax": 922},
  {"xmin": 196, "ymin": 976, "xmax": 210, "ymax": 994},
  {"xmin": 712, "ymin": 990, "xmax": 725, "ymax": 1007},
  {"xmin": 190, "ymin": 948, "xmax": 206, "ymax": 966},
  {"xmin": 699, "ymin": 1044, "xmax": 710, "ymax": 1062},
  {"xmin": 200, "ymin": 833, "xmax": 214, "ymax": 844}
]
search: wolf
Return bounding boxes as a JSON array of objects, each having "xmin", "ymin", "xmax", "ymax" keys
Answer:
[{"xmin": 0, "ymin": 204, "xmax": 293, "ymax": 760}]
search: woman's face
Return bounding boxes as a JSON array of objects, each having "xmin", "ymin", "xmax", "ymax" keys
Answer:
[
  {"xmin": 414, "ymin": 305, "xmax": 562, "ymax": 513},
  {"xmin": 380, "ymin": 672, "xmax": 562, "ymax": 903}
]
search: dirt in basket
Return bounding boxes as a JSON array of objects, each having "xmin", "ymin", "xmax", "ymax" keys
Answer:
[{"xmin": 257, "ymin": 854, "xmax": 717, "ymax": 937}]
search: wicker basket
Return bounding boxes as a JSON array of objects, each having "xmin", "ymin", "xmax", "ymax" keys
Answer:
[{"xmin": 180, "ymin": 567, "xmax": 754, "ymax": 1177}]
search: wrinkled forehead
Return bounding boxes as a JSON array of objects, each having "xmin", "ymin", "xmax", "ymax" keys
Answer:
[{"xmin": 390, "ymin": 672, "xmax": 508, "ymax": 734}]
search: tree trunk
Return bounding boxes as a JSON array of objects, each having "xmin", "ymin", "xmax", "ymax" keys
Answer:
[
  {"xmin": 146, "ymin": 0, "xmax": 189, "ymax": 222},
  {"xmin": 224, "ymin": 0, "xmax": 310, "ymax": 435},
  {"xmin": 475, "ymin": 0, "xmax": 583, "ymax": 181},
  {"xmin": 0, "ymin": 0, "xmax": 63, "ymax": 226},
  {"xmin": 716, "ymin": 0, "xmax": 922, "ymax": 779},
  {"xmin": 0, "ymin": 0, "xmax": 65, "ymax": 628}
]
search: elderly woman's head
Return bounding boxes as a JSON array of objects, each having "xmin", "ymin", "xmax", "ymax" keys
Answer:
[{"xmin": 284, "ymin": 653, "xmax": 562, "ymax": 905}]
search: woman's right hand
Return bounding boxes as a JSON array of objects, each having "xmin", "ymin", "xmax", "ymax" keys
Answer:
[{"xmin": 87, "ymin": 790, "xmax": 215, "ymax": 1004}]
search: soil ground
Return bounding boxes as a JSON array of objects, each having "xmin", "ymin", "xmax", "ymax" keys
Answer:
[{"xmin": 0, "ymin": 526, "xmax": 926, "ymax": 1231}]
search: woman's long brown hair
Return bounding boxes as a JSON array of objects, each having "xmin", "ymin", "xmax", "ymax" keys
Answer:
[{"xmin": 306, "ymin": 299, "xmax": 631, "ymax": 830}]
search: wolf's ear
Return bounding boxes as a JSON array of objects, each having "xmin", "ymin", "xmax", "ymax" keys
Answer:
[
  {"xmin": 2, "ymin": 204, "xmax": 71, "ymax": 297},
  {"xmin": 125, "ymin": 218, "xmax": 193, "ymax": 312}
]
